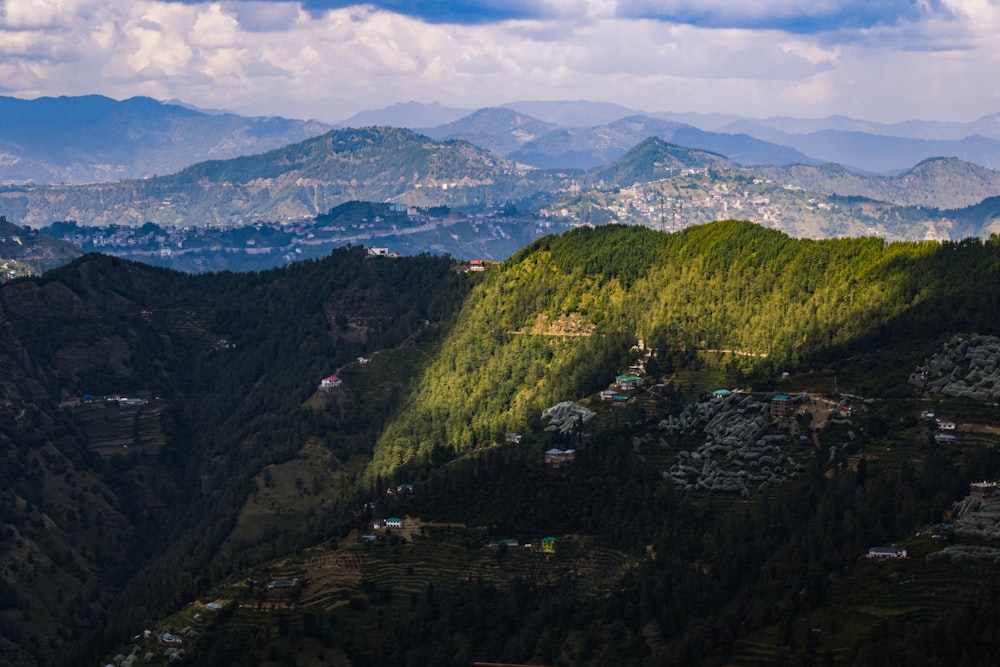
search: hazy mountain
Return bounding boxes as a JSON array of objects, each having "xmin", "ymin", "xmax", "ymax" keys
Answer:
[
  {"xmin": 7, "ymin": 122, "xmax": 1000, "ymax": 250},
  {"xmin": 418, "ymin": 107, "xmax": 561, "ymax": 155},
  {"xmin": 508, "ymin": 115, "xmax": 690, "ymax": 169},
  {"xmin": 33, "ymin": 141, "xmax": 1000, "ymax": 274},
  {"xmin": 583, "ymin": 136, "xmax": 733, "ymax": 185},
  {"xmin": 0, "ymin": 95, "xmax": 332, "ymax": 184},
  {"xmin": 505, "ymin": 115, "xmax": 818, "ymax": 169},
  {"xmin": 709, "ymin": 125, "xmax": 1000, "ymax": 173},
  {"xmin": 753, "ymin": 157, "xmax": 1000, "ymax": 209},
  {"xmin": 0, "ymin": 126, "xmax": 568, "ymax": 227},
  {"xmin": 502, "ymin": 99, "xmax": 641, "ymax": 126},
  {"xmin": 721, "ymin": 112, "xmax": 1000, "ymax": 142},
  {"xmin": 334, "ymin": 100, "xmax": 475, "ymax": 128}
]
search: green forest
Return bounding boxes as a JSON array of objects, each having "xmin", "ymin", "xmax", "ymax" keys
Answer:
[
  {"xmin": 373, "ymin": 222, "xmax": 1000, "ymax": 479},
  {"xmin": 3, "ymin": 221, "xmax": 1000, "ymax": 666}
]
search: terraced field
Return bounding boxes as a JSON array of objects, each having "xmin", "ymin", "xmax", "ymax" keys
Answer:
[
  {"xmin": 71, "ymin": 396, "xmax": 167, "ymax": 456},
  {"xmin": 251, "ymin": 519, "xmax": 631, "ymax": 618},
  {"xmin": 729, "ymin": 544, "xmax": 1000, "ymax": 665}
]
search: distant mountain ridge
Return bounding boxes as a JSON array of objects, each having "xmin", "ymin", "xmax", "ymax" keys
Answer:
[
  {"xmin": 335, "ymin": 101, "xmax": 475, "ymax": 128},
  {"xmin": 753, "ymin": 158, "xmax": 1000, "ymax": 209},
  {"xmin": 514, "ymin": 115, "xmax": 817, "ymax": 169},
  {"xmin": 5, "ymin": 96, "xmax": 1000, "ymax": 189},
  {"xmin": 6, "ymin": 126, "xmax": 1000, "ymax": 246},
  {"xmin": 0, "ymin": 95, "xmax": 331, "ymax": 184},
  {"xmin": 0, "ymin": 126, "xmax": 568, "ymax": 227},
  {"xmin": 716, "ymin": 124, "xmax": 1000, "ymax": 173},
  {"xmin": 340, "ymin": 100, "xmax": 1000, "ymax": 173},
  {"xmin": 419, "ymin": 107, "xmax": 561, "ymax": 156}
]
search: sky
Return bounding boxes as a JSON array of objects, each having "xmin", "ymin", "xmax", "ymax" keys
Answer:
[{"xmin": 1, "ymin": 0, "xmax": 998, "ymax": 124}]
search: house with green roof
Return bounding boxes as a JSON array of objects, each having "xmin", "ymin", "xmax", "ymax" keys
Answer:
[
  {"xmin": 770, "ymin": 393, "xmax": 795, "ymax": 418},
  {"xmin": 615, "ymin": 374, "xmax": 642, "ymax": 391}
]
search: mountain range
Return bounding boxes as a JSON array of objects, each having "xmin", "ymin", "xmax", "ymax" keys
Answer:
[
  {"xmin": 8, "ymin": 96, "xmax": 1000, "ymax": 188},
  {"xmin": 0, "ymin": 95, "xmax": 331, "ymax": 184},
  {"xmin": 4, "ymin": 95, "xmax": 1000, "ymax": 277},
  {"xmin": 7, "ymin": 128, "xmax": 1000, "ymax": 256},
  {"xmin": 346, "ymin": 99, "xmax": 1000, "ymax": 172}
]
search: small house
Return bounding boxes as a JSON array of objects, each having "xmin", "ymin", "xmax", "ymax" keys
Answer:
[
  {"xmin": 770, "ymin": 394, "xmax": 795, "ymax": 419},
  {"xmin": 867, "ymin": 547, "xmax": 907, "ymax": 559},
  {"xmin": 615, "ymin": 374, "xmax": 643, "ymax": 391},
  {"xmin": 385, "ymin": 517, "xmax": 403, "ymax": 528},
  {"xmin": 469, "ymin": 259, "xmax": 485, "ymax": 271},
  {"xmin": 320, "ymin": 375, "xmax": 342, "ymax": 389},
  {"xmin": 600, "ymin": 390, "xmax": 618, "ymax": 401},
  {"xmin": 505, "ymin": 433, "xmax": 523, "ymax": 444},
  {"xmin": 545, "ymin": 448, "xmax": 575, "ymax": 465},
  {"xmin": 970, "ymin": 481, "xmax": 999, "ymax": 502},
  {"xmin": 541, "ymin": 536, "xmax": 557, "ymax": 553},
  {"xmin": 268, "ymin": 578, "xmax": 299, "ymax": 589}
]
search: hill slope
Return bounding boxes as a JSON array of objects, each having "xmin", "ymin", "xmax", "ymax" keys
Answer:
[
  {"xmin": 0, "ymin": 248, "xmax": 470, "ymax": 665},
  {"xmin": 370, "ymin": 221, "xmax": 1000, "ymax": 477},
  {"xmin": 0, "ymin": 215, "xmax": 80, "ymax": 278}
]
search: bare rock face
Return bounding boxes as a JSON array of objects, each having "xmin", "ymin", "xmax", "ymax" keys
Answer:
[{"xmin": 910, "ymin": 334, "xmax": 1000, "ymax": 401}]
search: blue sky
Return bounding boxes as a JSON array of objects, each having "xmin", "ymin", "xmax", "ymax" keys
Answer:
[{"xmin": 0, "ymin": 0, "xmax": 996, "ymax": 124}]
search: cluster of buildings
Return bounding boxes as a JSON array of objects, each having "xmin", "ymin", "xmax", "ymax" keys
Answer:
[
  {"xmin": 540, "ymin": 170, "xmax": 792, "ymax": 231},
  {"xmin": 600, "ymin": 370, "xmax": 645, "ymax": 404},
  {"xmin": 486, "ymin": 536, "xmax": 558, "ymax": 553},
  {"xmin": 80, "ymin": 394, "xmax": 148, "ymax": 406}
]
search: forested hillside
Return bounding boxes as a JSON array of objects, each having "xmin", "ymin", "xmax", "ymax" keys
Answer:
[
  {"xmin": 372, "ymin": 221, "xmax": 1000, "ymax": 478},
  {"xmin": 0, "ymin": 248, "xmax": 470, "ymax": 665},
  {"xmin": 6, "ymin": 222, "xmax": 1000, "ymax": 666}
]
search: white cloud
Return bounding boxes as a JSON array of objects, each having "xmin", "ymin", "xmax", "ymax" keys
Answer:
[
  {"xmin": 0, "ymin": 0, "xmax": 997, "ymax": 123},
  {"xmin": 779, "ymin": 40, "xmax": 840, "ymax": 65}
]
